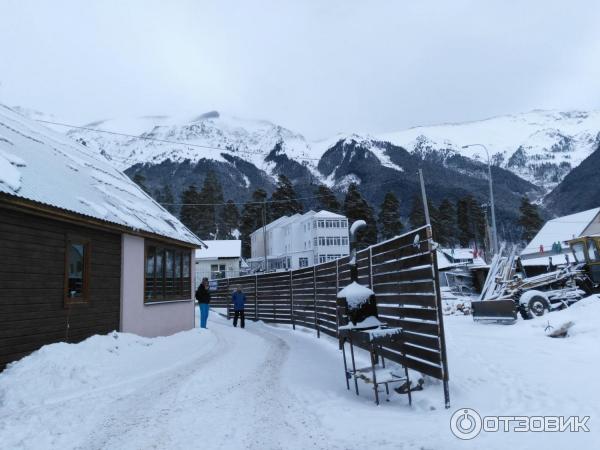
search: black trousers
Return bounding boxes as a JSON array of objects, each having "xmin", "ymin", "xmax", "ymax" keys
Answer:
[{"xmin": 233, "ymin": 310, "xmax": 245, "ymax": 328}]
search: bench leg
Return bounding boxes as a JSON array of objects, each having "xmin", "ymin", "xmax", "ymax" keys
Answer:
[
  {"xmin": 341, "ymin": 340, "xmax": 350, "ymax": 390},
  {"xmin": 349, "ymin": 340, "xmax": 359, "ymax": 395}
]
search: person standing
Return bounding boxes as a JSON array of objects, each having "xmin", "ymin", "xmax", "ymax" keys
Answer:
[
  {"xmin": 196, "ymin": 277, "xmax": 211, "ymax": 328},
  {"xmin": 231, "ymin": 286, "xmax": 246, "ymax": 328}
]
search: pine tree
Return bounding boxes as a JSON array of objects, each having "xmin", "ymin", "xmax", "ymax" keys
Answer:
[
  {"xmin": 132, "ymin": 173, "xmax": 150, "ymax": 194},
  {"xmin": 197, "ymin": 170, "xmax": 224, "ymax": 239},
  {"xmin": 221, "ymin": 200, "xmax": 240, "ymax": 239},
  {"xmin": 179, "ymin": 185, "xmax": 201, "ymax": 236},
  {"xmin": 343, "ymin": 183, "xmax": 377, "ymax": 250},
  {"xmin": 518, "ymin": 196, "xmax": 543, "ymax": 242},
  {"xmin": 155, "ymin": 184, "xmax": 177, "ymax": 215},
  {"xmin": 437, "ymin": 198, "xmax": 457, "ymax": 247},
  {"xmin": 270, "ymin": 174, "xmax": 303, "ymax": 220},
  {"xmin": 408, "ymin": 195, "xmax": 426, "ymax": 230},
  {"xmin": 378, "ymin": 192, "xmax": 403, "ymax": 240},
  {"xmin": 408, "ymin": 195, "xmax": 442, "ymax": 239},
  {"xmin": 456, "ymin": 196, "xmax": 486, "ymax": 248},
  {"xmin": 239, "ymin": 189, "xmax": 268, "ymax": 258},
  {"xmin": 315, "ymin": 185, "xmax": 340, "ymax": 213}
]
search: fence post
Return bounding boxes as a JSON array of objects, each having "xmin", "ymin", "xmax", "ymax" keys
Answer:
[
  {"xmin": 335, "ymin": 259, "xmax": 340, "ymax": 331},
  {"xmin": 226, "ymin": 278, "xmax": 230, "ymax": 320},
  {"xmin": 254, "ymin": 274, "xmax": 258, "ymax": 322},
  {"xmin": 290, "ymin": 270, "xmax": 295, "ymax": 330},
  {"xmin": 368, "ymin": 246, "xmax": 373, "ymax": 289},
  {"xmin": 313, "ymin": 265, "xmax": 320, "ymax": 338}
]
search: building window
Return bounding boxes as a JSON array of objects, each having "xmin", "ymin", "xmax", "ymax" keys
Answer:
[
  {"xmin": 319, "ymin": 255, "xmax": 327, "ymax": 263},
  {"xmin": 342, "ymin": 236, "xmax": 349, "ymax": 245},
  {"xmin": 64, "ymin": 238, "xmax": 90, "ymax": 303},
  {"xmin": 145, "ymin": 243, "xmax": 192, "ymax": 302},
  {"xmin": 319, "ymin": 236, "xmax": 326, "ymax": 246},
  {"xmin": 299, "ymin": 257, "xmax": 309, "ymax": 268},
  {"xmin": 210, "ymin": 264, "xmax": 226, "ymax": 279},
  {"xmin": 313, "ymin": 237, "xmax": 317, "ymax": 247}
]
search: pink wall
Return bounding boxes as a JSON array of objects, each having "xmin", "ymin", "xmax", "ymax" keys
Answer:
[{"xmin": 120, "ymin": 234, "xmax": 195, "ymax": 337}]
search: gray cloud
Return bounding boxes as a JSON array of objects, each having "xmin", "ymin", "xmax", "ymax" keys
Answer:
[{"xmin": 1, "ymin": 0, "xmax": 599, "ymax": 139}]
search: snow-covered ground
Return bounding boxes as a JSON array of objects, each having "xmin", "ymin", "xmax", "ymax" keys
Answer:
[{"xmin": 1, "ymin": 300, "xmax": 599, "ymax": 450}]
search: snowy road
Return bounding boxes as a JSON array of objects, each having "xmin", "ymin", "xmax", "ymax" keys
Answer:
[
  {"xmin": 74, "ymin": 319, "xmax": 336, "ymax": 450},
  {"xmin": 2, "ymin": 301, "xmax": 600, "ymax": 450}
]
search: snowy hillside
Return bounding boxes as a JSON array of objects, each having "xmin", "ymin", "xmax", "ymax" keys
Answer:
[{"xmin": 379, "ymin": 110, "xmax": 600, "ymax": 191}]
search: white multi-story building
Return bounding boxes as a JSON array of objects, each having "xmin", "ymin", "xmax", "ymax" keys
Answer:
[{"xmin": 249, "ymin": 210, "xmax": 350, "ymax": 271}]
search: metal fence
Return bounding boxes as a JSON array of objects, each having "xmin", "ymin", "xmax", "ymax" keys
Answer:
[{"xmin": 210, "ymin": 225, "xmax": 450, "ymax": 407}]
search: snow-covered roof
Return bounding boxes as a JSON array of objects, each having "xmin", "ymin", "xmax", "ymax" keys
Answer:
[
  {"xmin": 312, "ymin": 210, "xmax": 346, "ymax": 219},
  {"xmin": 250, "ymin": 209, "xmax": 348, "ymax": 236},
  {"xmin": 0, "ymin": 105, "xmax": 202, "ymax": 246},
  {"xmin": 521, "ymin": 253, "xmax": 570, "ymax": 267},
  {"xmin": 440, "ymin": 248, "xmax": 475, "ymax": 260},
  {"xmin": 522, "ymin": 207, "xmax": 600, "ymax": 256},
  {"xmin": 437, "ymin": 248, "xmax": 487, "ymax": 269},
  {"xmin": 195, "ymin": 240, "xmax": 241, "ymax": 259}
]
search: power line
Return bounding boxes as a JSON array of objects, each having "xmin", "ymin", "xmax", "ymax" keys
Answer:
[{"xmin": 35, "ymin": 118, "xmax": 323, "ymax": 162}]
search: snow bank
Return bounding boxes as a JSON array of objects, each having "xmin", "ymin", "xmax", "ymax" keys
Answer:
[{"xmin": 0, "ymin": 329, "xmax": 215, "ymax": 410}]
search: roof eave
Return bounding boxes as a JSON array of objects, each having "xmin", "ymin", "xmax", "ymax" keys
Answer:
[{"xmin": 0, "ymin": 192, "xmax": 204, "ymax": 249}]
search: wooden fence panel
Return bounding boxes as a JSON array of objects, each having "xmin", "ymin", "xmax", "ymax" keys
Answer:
[{"xmin": 211, "ymin": 225, "xmax": 449, "ymax": 406}]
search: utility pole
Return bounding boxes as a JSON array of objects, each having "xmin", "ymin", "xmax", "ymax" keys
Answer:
[
  {"xmin": 262, "ymin": 200, "xmax": 268, "ymax": 272},
  {"xmin": 418, "ymin": 169, "xmax": 431, "ymax": 226},
  {"xmin": 462, "ymin": 144, "xmax": 499, "ymax": 255}
]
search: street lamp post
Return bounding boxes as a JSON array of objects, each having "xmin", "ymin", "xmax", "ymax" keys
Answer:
[{"xmin": 462, "ymin": 143, "xmax": 499, "ymax": 256}]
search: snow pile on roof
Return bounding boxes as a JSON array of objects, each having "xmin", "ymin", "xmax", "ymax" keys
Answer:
[
  {"xmin": 337, "ymin": 281, "xmax": 374, "ymax": 309},
  {"xmin": 195, "ymin": 240, "xmax": 241, "ymax": 259},
  {"xmin": 522, "ymin": 207, "xmax": 600, "ymax": 255},
  {"xmin": 0, "ymin": 105, "xmax": 202, "ymax": 245}
]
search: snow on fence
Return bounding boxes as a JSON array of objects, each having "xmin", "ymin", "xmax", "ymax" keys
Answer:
[{"xmin": 211, "ymin": 225, "xmax": 450, "ymax": 404}]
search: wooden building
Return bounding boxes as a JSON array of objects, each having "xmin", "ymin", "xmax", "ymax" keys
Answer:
[{"xmin": 0, "ymin": 106, "xmax": 203, "ymax": 370}]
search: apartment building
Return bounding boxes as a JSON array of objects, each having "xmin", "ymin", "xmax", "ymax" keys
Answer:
[{"xmin": 249, "ymin": 210, "xmax": 350, "ymax": 271}]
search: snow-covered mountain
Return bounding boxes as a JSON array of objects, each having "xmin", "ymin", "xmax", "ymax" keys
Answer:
[
  {"xmin": 63, "ymin": 109, "xmax": 600, "ymax": 194},
  {"xmin": 379, "ymin": 110, "xmax": 600, "ymax": 191},
  {"xmin": 12, "ymin": 106, "xmax": 600, "ymax": 225},
  {"xmin": 66, "ymin": 112, "xmax": 320, "ymax": 180}
]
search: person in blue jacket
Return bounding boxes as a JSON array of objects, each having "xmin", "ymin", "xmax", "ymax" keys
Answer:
[{"xmin": 231, "ymin": 286, "xmax": 246, "ymax": 328}]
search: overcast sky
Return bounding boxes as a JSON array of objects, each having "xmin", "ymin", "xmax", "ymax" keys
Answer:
[{"xmin": 1, "ymin": 0, "xmax": 600, "ymax": 139}]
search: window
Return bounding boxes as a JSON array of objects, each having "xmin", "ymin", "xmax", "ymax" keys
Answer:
[
  {"xmin": 342, "ymin": 236, "xmax": 349, "ymax": 246},
  {"xmin": 210, "ymin": 264, "xmax": 226, "ymax": 279},
  {"xmin": 319, "ymin": 236, "xmax": 326, "ymax": 246},
  {"xmin": 587, "ymin": 240, "xmax": 600, "ymax": 262},
  {"xmin": 313, "ymin": 237, "xmax": 317, "ymax": 247},
  {"xmin": 571, "ymin": 243, "xmax": 586, "ymax": 263},
  {"xmin": 319, "ymin": 255, "xmax": 327, "ymax": 263},
  {"xmin": 145, "ymin": 243, "xmax": 192, "ymax": 302},
  {"xmin": 65, "ymin": 238, "xmax": 90, "ymax": 303},
  {"xmin": 299, "ymin": 257, "xmax": 309, "ymax": 268}
]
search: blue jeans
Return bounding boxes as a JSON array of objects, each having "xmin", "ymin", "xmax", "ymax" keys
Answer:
[{"xmin": 199, "ymin": 303, "xmax": 209, "ymax": 328}]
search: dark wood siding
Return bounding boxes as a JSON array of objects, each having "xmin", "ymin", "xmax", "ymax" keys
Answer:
[{"xmin": 0, "ymin": 207, "xmax": 121, "ymax": 370}]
